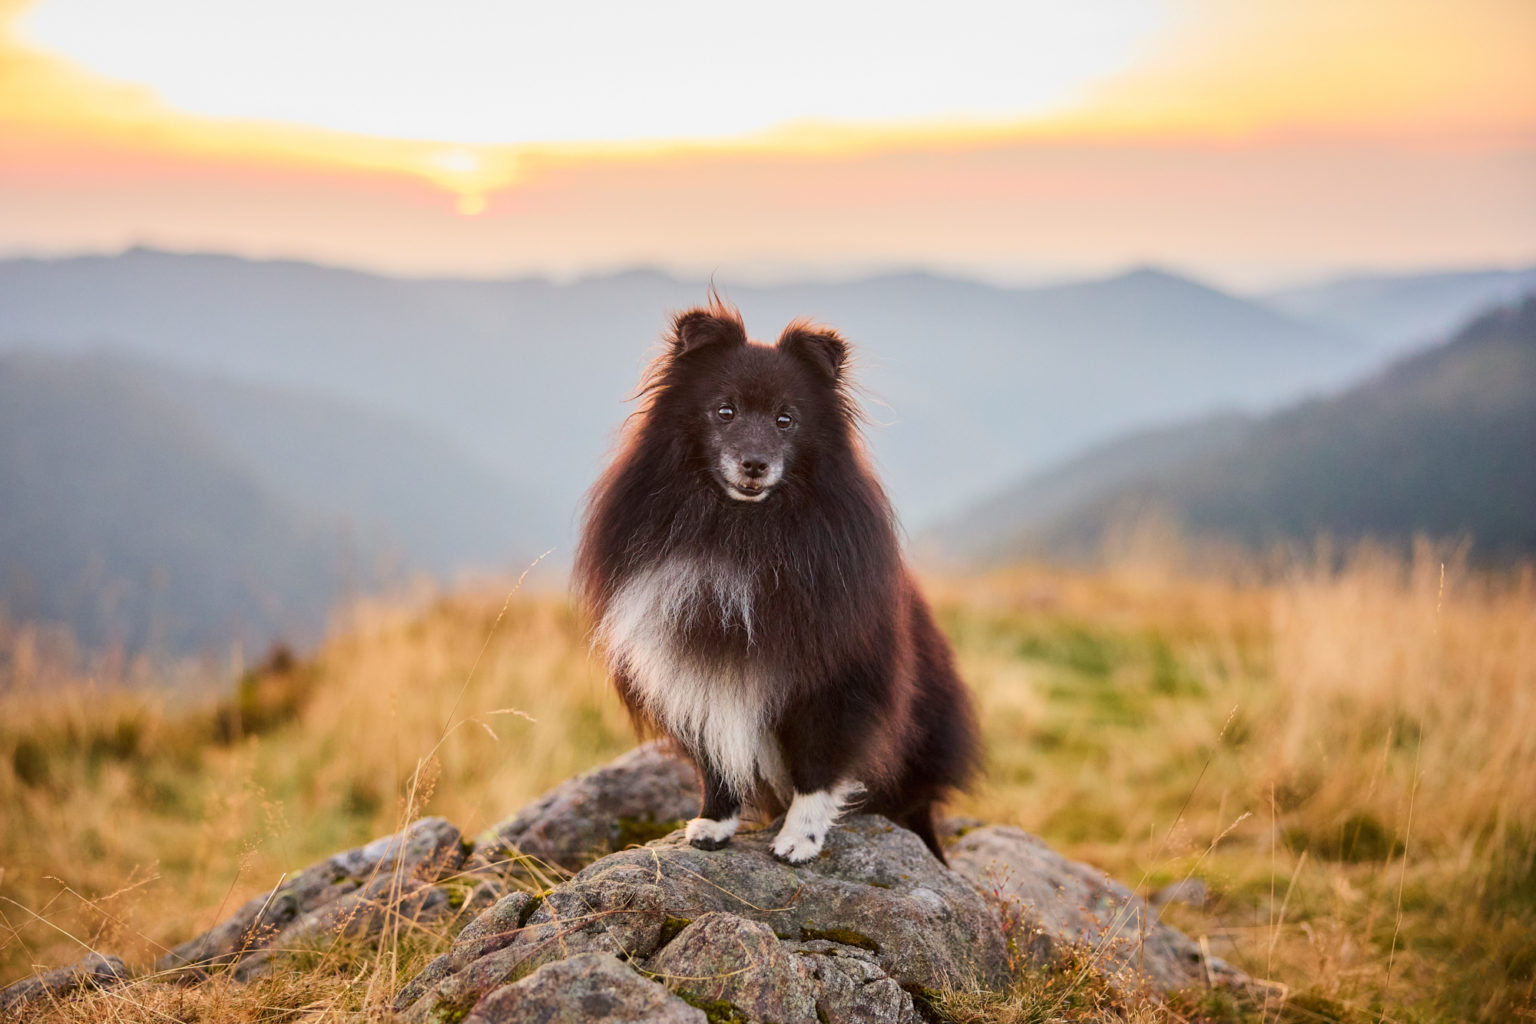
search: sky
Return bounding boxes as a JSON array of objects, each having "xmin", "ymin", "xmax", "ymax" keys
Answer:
[{"xmin": 1, "ymin": 0, "xmax": 1533, "ymax": 287}]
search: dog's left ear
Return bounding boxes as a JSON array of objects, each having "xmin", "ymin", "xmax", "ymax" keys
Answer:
[{"xmin": 779, "ymin": 322, "xmax": 847, "ymax": 383}]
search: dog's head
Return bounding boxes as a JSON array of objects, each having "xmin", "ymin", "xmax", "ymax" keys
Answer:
[{"xmin": 642, "ymin": 300, "xmax": 853, "ymax": 504}]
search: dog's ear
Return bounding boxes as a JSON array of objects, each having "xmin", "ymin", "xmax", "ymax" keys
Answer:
[
  {"xmin": 778, "ymin": 322, "xmax": 847, "ymax": 383},
  {"xmin": 670, "ymin": 305, "xmax": 747, "ymax": 355}
]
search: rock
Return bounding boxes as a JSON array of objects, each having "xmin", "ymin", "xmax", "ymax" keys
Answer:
[
  {"xmin": 948, "ymin": 825, "xmax": 1244, "ymax": 993},
  {"xmin": 465, "ymin": 953, "xmax": 704, "ymax": 1024},
  {"xmin": 787, "ymin": 940, "xmax": 920, "ymax": 1024},
  {"xmin": 0, "ymin": 953, "xmax": 130, "ymax": 1014},
  {"xmin": 400, "ymin": 815, "xmax": 1008, "ymax": 1022},
  {"xmin": 156, "ymin": 816, "xmax": 466, "ymax": 979},
  {"xmin": 397, "ymin": 865, "xmax": 670, "ymax": 1021},
  {"xmin": 470, "ymin": 741, "xmax": 699, "ymax": 873},
  {"xmin": 392, "ymin": 891, "xmax": 539, "ymax": 1014},
  {"xmin": 647, "ymin": 913, "xmax": 819, "ymax": 1024}
]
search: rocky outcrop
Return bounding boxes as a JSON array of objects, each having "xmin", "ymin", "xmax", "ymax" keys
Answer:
[
  {"xmin": 1, "ymin": 742, "xmax": 1251, "ymax": 1020},
  {"xmin": 396, "ymin": 815, "xmax": 1007, "ymax": 1023}
]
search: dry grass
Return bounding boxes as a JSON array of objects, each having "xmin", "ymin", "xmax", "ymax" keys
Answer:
[
  {"xmin": 0, "ymin": 568, "xmax": 631, "ymax": 1009},
  {"xmin": 931, "ymin": 540, "xmax": 1536, "ymax": 1021},
  {"xmin": 2, "ymin": 542, "xmax": 1533, "ymax": 1022}
]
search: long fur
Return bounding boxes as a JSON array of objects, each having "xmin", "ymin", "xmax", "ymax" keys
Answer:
[{"xmin": 575, "ymin": 298, "xmax": 980, "ymax": 861}]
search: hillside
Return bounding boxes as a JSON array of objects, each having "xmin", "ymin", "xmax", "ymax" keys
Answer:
[
  {"xmin": 0, "ymin": 353, "xmax": 546, "ymax": 655},
  {"xmin": 0, "ymin": 354, "xmax": 341, "ymax": 653},
  {"xmin": 0, "ymin": 249, "xmax": 1369, "ymax": 530},
  {"xmin": 922, "ymin": 412, "xmax": 1256, "ymax": 564},
  {"xmin": 938, "ymin": 295, "xmax": 1536, "ymax": 562},
  {"xmin": 122, "ymin": 358, "xmax": 553, "ymax": 574}
]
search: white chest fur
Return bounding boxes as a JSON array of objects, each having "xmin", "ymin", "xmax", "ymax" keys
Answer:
[{"xmin": 597, "ymin": 560, "xmax": 788, "ymax": 799}]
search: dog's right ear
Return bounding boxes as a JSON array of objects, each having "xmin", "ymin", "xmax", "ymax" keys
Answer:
[{"xmin": 670, "ymin": 305, "xmax": 748, "ymax": 355}]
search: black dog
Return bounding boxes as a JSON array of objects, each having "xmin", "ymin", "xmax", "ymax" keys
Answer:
[{"xmin": 576, "ymin": 300, "xmax": 979, "ymax": 862}]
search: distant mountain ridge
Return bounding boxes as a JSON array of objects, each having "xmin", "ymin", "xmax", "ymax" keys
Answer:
[
  {"xmin": 0, "ymin": 249, "xmax": 1373, "ymax": 534},
  {"xmin": 932, "ymin": 294, "xmax": 1536, "ymax": 563},
  {"xmin": 1264, "ymin": 265, "xmax": 1536, "ymax": 357}
]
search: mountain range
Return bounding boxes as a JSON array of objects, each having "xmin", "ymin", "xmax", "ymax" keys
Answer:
[
  {"xmin": 2, "ymin": 249, "xmax": 1530, "ymax": 653},
  {"xmin": 930, "ymin": 294, "xmax": 1536, "ymax": 564},
  {"xmin": 0, "ymin": 249, "xmax": 1390, "ymax": 533}
]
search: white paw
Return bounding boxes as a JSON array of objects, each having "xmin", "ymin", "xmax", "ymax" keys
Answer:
[
  {"xmin": 685, "ymin": 815, "xmax": 739, "ymax": 850},
  {"xmin": 771, "ymin": 782, "xmax": 860, "ymax": 863},
  {"xmin": 772, "ymin": 827, "xmax": 826, "ymax": 863}
]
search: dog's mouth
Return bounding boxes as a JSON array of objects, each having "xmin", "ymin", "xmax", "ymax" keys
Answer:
[
  {"xmin": 717, "ymin": 455, "xmax": 783, "ymax": 503},
  {"xmin": 725, "ymin": 481, "xmax": 772, "ymax": 502}
]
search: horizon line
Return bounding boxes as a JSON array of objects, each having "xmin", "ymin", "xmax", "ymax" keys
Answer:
[{"xmin": 4, "ymin": 243, "xmax": 1535, "ymax": 296}]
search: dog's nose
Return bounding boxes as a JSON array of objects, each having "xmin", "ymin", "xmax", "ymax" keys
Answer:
[{"xmin": 740, "ymin": 457, "xmax": 768, "ymax": 479}]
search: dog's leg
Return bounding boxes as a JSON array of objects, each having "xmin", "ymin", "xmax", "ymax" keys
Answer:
[
  {"xmin": 771, "ymin": 780, "xmax": 861, "ymax": 863},
  {"xmin": 771, "ymin": 675, "xmax": 877, "ymax": 863},
  {"xmin": 685, "ymin": 756, "xmax": 741, "ymax": 851}
]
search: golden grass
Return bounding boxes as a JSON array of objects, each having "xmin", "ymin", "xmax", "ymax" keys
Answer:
[
  {"xmin": 0, "ymin": 571, "xmax": 633, "ymax": 1000},
  {"xmin": 930, "ymin": 541, "xmax": 1535, "ymax": 1021},
  {"xmin": 2, "ymin": 542, "xmax": 1533, "ymax": 1021}
]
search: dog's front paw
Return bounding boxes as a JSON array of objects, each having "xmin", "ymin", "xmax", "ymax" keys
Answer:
[
  {"xmin": 685, "ymin": 815, "xmax": 739, "ymax": 851},
  {"xmin": 771, "ymin": 827, "xmax": 825, "ymax": 864},
  {"xmin": 771, "ymin": 784, "xmax": 856, "ymax": 863}
]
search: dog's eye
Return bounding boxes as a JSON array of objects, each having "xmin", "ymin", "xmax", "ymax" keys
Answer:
[
  {"xmin": 716, "ymin": 404, "xmax": 735, "ymax": 422},
  {"xmin": 776, "ymin": 413, "xmax": 794, "ymax": 430}
]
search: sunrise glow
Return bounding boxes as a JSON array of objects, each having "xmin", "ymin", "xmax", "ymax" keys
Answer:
[
  {"xmin": 1, "ymin": 0, "xmax": 1532, "ymax": 280},
  {"xmin": 14, "ymin": 0, "xmax": 1168, "ymax": 144}
]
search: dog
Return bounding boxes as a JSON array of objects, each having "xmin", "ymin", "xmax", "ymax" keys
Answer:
[{"xmin": 575, "ymin": 299, "xmax": 980, "ymax": 863}]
